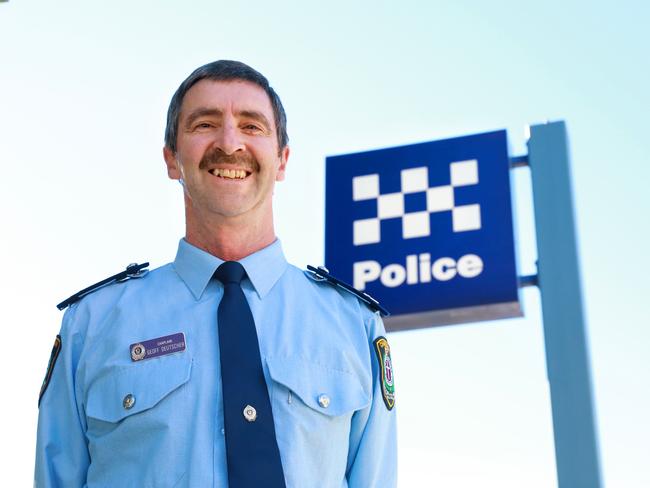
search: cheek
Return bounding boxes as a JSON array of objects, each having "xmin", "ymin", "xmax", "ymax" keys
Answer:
[{"xmin": 177, "ymin": 136, "xmax": 211, "ymax": 161}]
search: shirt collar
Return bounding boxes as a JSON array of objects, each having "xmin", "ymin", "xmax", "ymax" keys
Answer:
[{"xmin": 173, "ymin": 238, "xmax": 288, "ymax": 300}]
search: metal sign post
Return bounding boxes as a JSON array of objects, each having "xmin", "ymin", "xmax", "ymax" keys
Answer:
[{"xmin": 528, "ymin": 121, "xmax": 602, "ymax": 487}]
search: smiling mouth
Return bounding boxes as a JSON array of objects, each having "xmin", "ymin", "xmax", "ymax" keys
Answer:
[{"xmin": 209, "ymin": 168, "xmax": 251, "ymax": 180}]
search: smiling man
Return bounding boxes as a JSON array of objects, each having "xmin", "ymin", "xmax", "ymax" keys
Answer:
[{"xmin": 35, "ymin": 60, "xmax": 397, "ymax": 487}]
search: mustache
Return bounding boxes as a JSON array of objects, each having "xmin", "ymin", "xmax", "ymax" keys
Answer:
[{"xmin": 198, "ymin": 148, "xmax": 259, "ymax": 172}]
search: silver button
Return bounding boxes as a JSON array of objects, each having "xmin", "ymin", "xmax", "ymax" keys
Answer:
[
  {"xmin": 123, "ymin": 393, "xmax": 135, "ymax": 410},
  {"xmin": 318, "ymin": 394, "xmax": 330, "ymax": 408},
  {"xmin": 243, "ymin": 405, "xmax": 257, "ymax": 422}
]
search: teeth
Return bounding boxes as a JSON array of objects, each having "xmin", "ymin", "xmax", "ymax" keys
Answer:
[{"xmin": 212, "ymin": 168, "xmax": 247, "ymax": 179}]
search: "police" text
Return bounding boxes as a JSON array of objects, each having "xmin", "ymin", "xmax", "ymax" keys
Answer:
[{"xmin": 354, "ymin": 253, "xmax": 483, "ymax": 290}]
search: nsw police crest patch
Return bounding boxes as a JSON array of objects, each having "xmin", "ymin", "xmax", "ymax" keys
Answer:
[
  {"xmin": 39, "ymin": 335, "xmax": 62, "ymax": 406},
  {"xmin": 373, "ymin": 336, "xmax": 395, "ymax": 410}
]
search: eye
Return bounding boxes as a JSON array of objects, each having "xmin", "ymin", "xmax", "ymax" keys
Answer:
[
  {"xmin": 196, "ymin": 122, "xmax": 213, "ymax": 129},
  {"xmin": 243, "ymin": 123, "xmax": 263, "ymax": 132}
]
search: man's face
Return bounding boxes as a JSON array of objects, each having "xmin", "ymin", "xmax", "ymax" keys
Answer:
[{"xmin": 164, "ymin": 79, "xmax": 289, "ymax": 222}]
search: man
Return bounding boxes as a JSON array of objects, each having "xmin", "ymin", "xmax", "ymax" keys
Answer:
[{"xmin": 35, "ymin": 60, "xmax": 397, "ymax": 487}]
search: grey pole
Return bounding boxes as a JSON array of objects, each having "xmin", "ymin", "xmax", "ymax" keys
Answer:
[{"xmin": 528, "ymin": 121, "xmax": 602, "ymax": 487}]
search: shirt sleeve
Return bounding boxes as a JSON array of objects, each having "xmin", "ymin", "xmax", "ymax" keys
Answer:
[
  {"xmin": 35, "ymin": 305, "xmax": 90, "ymax": 488},
  {"xmin": 346, "ymin": 311, "xmax": 398, "ymax": 487}
]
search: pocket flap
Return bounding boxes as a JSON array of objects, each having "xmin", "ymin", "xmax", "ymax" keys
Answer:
[
  {"xmin": 86, "ymin": 354, "xmax": 192, "ymax": 423},
  {"xmin": 267, "ymin": 357, "xmax": 370, "ymax": 417}
]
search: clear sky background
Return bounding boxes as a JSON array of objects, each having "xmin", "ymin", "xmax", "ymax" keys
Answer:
[{"xmin": 1, "ymin": 1, "xmax": 648, "ymax": 486}]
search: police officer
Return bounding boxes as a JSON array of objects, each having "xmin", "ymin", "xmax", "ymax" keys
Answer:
[{"xmin": 35, "ymin": 60, "xmax": 397, "ymax": 487}]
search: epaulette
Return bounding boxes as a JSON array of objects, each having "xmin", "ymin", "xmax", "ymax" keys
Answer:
[
  {"xmin": 305, "ymin": 265, "xmax": 390, "ymax": 317},
  {"xmin": 56, "ymin": 262, "xmax": 150, "ymax": 311}
]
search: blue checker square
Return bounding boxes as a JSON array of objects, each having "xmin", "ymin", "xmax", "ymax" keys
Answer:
[
  {"xmin": 403, "ymin": 192, "xmax": 427, "ymax": 213},
  {"xmin": 325, "ymin": 130, "xmax": 522, "ymax": 330}
]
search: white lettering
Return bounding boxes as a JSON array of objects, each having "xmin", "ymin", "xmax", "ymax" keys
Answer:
[
  {"xmin": 457, "ymin": 254, "xmax": 483, "ymax": 278},
  {"xmin": 419, "ymin": 253, "xmax": 431, "ymax": 283},
  {"xmin": 353, "ymin": 260, "xmax": 381, "ymax": 290},
  {"xmin": 406, "ymin": 255, "xmax": 418, "ymax": 284},
  {"xmin": 352, "ymin": 253, "xmax": 484, "ymax": 289},
  {"xmin": 432, "ymin": 257, "xmax": 457, "ymax": 281},
  {"xmin": 381, "ymin": 264, "xmax": 406, "ymax": 288}
]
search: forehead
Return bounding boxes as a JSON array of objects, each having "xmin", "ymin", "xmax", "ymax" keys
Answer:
[{"xmin": 180, "ymin": 79, "xmax": 274, "ymax": 121}]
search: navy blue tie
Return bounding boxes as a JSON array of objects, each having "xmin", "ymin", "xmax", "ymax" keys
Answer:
[{"xmin": 215, "ymin": 261, "xmax": 286, "ymax": 488}]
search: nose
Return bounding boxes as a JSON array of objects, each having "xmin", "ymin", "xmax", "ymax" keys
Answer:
[{"xmin": 213, "ymin": 119, "xmax": 245, "ymax": 155}]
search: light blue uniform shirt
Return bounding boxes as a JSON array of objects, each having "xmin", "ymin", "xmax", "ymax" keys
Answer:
[{"xmin": 35, "ymin": 239, "xmax": 397, "ymax": 487}]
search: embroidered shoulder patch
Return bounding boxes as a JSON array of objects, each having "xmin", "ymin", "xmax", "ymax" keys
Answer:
[
  {"xmin": 39, "ymin": 335, "xmax": 62, "ymax": 407},
  {"xmin": 373, "ymin": 336, "xmax": 395, "ymax": 410}
]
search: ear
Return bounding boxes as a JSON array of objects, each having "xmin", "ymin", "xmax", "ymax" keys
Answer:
[
  {"xmin": 275, "ymin": 145, "xmax": 290, "ymax": 182},
  {"xmin": 163, "ymin": 146, "xmax": 182, "ymax": 180}
]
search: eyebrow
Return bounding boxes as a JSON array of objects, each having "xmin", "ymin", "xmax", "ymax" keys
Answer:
[
  {"xmin": 184, "ymin": 107, "xmax": 272, "ymax": 131},
  {"xmin": 184, "ymin": 108, "xmax": 223, "ymax": 128},
  {"xmin": 238, "ymin": 110, "xmax": 272, "ymax": 130}
]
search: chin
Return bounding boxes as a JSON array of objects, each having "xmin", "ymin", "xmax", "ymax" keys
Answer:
[{"xmin": 207, "ymin": 203, "xmax": 255, "ymax": 219}]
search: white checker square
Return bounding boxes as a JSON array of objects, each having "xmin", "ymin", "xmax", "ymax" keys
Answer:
[
  {"xmin": 453, "ymin": 204, "xmax": 481, "ymax": 232},
  {"xmin": 378, "ymin": 192, "xmax": 404, "ymax": 219},
  {"xmin": 401, "ymin": 167, "xmax": 429, "ymax": 194},
  {"xmin": 353, "ymin": 174, "xmax": 380, "ymax": 201},
  {"xmin": 450, "ymin": 159, "xmax": 479, "ymax": 187},
  {"xmin": 353, "ymin": 218, "xmax": 381, "ymax": 245},
  {"xmin": 402, "ymin": 211, "xmax": 430, "ymax": 239},
  {"xmin": 426, "ymin": 186, "xmax": 454, "ymax": 212}
]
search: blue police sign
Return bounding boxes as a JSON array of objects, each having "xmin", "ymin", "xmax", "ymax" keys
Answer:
[{"xmin": 325, "ymin": 130, "xmax": 521, "ymax": 330}]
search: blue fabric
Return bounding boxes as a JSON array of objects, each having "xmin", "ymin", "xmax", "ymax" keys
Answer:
[
  {"xmin": 35, "ymin": 239, "xmax": 397, "ymax": 487},
  {"xmin": 215, "ymin": 261, "xmax": 285, "ymax": 487}
]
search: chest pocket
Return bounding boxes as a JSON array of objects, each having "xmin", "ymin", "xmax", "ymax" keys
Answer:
[
  {"xmin": 86, "ymin": 354, "xmax": 192, "ymax": 422},
  {"xmin": 84, "ymin": 354, "xmax": 192, "ymax": 488},
  {"xmin": 266, "ymin": 357, "xmax": 370, "ymax": 486},
  {"xmin": 267, "ymin": 356, "xmax": 370, "ymax": 417}
]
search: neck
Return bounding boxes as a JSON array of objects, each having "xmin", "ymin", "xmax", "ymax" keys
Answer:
[{"xmin": 184, "ymin": 204, "xmax": 276, "ymax": 262}]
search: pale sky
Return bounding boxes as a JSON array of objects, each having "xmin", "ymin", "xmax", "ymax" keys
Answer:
[{"xmin": 1, "ymin": 1, "xmax": 648, "ymax": 486}]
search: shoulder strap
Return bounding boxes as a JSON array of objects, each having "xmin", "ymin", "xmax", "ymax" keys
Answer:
[
  {"xmin": 56, "ymin": 262, "xmax": 149, "ymax": 310},
  {"xmin": 305, "ymin": 265, "xmax": 389, "ymax": 317}
]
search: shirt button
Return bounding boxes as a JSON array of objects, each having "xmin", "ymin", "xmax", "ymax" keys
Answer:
[
  {"xmin": 243, "ymin": 404, "xmax": 257, "ymax": 422},
  {"xmin": 318, "ymin": 394, "xmax": 330, "ymax": 408},
  {"xmin": 123, "ymin": 393, "xmax": 136, "ymax": 410},
  {"xmin": 221, "ymin": 428, "xmax": 225, "ymax": 435}
]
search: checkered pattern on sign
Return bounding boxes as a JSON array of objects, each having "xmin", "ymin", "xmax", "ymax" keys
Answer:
[{"xmin": 353, "ymin": 160, "xmax": 481, "ymax": 245}]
